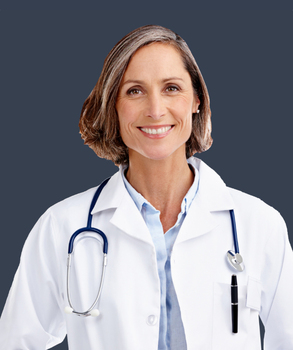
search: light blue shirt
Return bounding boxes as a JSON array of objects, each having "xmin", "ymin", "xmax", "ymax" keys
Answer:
[{"xmin": 122, "ymin": 160, "xmax": 199, "ymax": 350}]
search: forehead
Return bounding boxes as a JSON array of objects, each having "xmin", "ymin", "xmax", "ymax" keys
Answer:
[{"xmin": 122, "ymin": 43, "xmax": 188, "ymax": 80}]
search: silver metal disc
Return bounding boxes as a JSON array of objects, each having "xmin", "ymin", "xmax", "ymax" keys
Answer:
[{"xmin": 227, "ymin": 250, "xmax": 245, "ymax": 272}]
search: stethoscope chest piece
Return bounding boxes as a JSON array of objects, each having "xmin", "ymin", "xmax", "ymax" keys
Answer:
[{"xmin": 227, "ymin": 250, "xmax": 245, "ymax": 272}]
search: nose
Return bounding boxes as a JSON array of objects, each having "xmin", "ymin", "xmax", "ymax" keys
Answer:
[{"xmin": 145, "ymin": 91, "xmax": 166, "ymax": 120}]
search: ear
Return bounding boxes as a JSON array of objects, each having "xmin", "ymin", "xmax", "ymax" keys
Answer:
[{"xmin": 192, "ymin": 95, "xmax": 200, "ymax": 114}]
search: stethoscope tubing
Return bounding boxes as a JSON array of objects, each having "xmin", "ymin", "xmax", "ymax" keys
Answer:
[
  {"xmin": 65, "ymin": 177, "xmax": 244, "ymax": 317},
  {"xmin": 229, "ymin": 210, "xmax": 239, "ymax": 254},
  {"xmin": 68, "ymin": 227, "xmax": 108, "ymax": 254},
  {"xmin": 66, "ymin": 253, "xmax": 107, "ymax": 316},
  {"xmin": 66, "ymin": 178, "xmax": 110, "ymax": 316},
  {"xmin": 67, "ymin": 178, "xmax": 111, "ymax": 254}
]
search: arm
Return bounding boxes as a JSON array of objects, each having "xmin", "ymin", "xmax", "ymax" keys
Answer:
[
  {"xmin": 0, "ymin": 210, "xmax": 66, "ymax": 350},
  {"xmin": 260, "ymin": 213, "xmax": 293, "ymax": 349}
]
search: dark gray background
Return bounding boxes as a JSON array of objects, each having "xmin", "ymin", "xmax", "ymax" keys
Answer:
[{"xmin": 0, "ymin": 11, "xmax": 292, "ymax": 349}]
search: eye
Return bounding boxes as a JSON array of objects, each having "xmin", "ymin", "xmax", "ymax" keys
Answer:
[
  {"xmin": 127, "ymin": 88, "xmax": 142, "ymax": 95},
  {"xmin": 166, "ymin": 85, "xmax": 179, "ymax": 92}
]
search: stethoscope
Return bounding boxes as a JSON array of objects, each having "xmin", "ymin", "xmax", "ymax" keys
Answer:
[
  {"xmin": 64, "ymin": 177, "xmax": 245, "ymax": 318},
  {"xmin": 64, "ymin": 178, "xmax": 110, "ymax": 317}
]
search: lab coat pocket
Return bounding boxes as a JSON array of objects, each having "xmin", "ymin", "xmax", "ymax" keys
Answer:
[
  {"xmin": 246, "ymin": 276, "xmax": 261, "ymax": 311},
  {"xmin": 212, "ymin": 277, "xmax": 262, "ymax": 349}
]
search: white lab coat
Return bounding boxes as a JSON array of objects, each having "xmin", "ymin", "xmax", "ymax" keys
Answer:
[{"xmin": 1, "ymin": 157, "xmax": 293, "ymax": 350}]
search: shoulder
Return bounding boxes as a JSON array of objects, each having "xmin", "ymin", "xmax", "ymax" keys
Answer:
[
  {"xmin": 48, "ymin": 186, "xmax": 98, "ymax": 214},
  {"xmin": 227, "ymin": 187, "xmax": 287, "ymax": 238},
  {"xmin": 191, "ymin": 157, "xmax": 285, "ymax": 225},
  {"xmin": 41, "ymin": 170, "xmax": 122, "ymax": 226},
  {"xmin": 25, "ymin": 186, "xmax": 99, "ymax": 240},
  {"xmin": 228, "ymin": 186, "xmax": 277, "ymax": 214}
]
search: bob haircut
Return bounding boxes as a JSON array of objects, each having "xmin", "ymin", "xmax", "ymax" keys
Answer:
[{"xmin": 79, "ymin": 24, "xmax": 212, "ymax": 165}]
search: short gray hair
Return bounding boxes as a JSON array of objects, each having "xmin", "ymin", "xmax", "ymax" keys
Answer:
[{"xmin": 79, "ymin": 24, "xmax": 212, "ymax": 165}]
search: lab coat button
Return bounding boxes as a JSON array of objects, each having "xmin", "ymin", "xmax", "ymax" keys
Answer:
[{"xmin": 146, "ymin": 315, "xmax": 157, "ymax": 326}]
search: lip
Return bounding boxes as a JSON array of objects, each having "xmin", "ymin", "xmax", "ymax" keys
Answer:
[
  {"xmin": 138, "ymin": 125, "xmax": 174, "ymax": 139},
  {"xmin": 139, "ymin": 124, "xmax": 172, "ymax": 129}
]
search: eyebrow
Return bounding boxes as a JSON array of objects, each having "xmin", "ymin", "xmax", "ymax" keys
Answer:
[{"xmin": 121, "ymin": 77, "xmax": 184, "ymax": 87}]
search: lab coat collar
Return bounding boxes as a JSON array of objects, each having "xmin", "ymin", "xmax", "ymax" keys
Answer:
[
  {"xmin": 90, "ymin": 157, "xmax": 235, "ymax": 244},
  {"xmin": 91, "ymin": 157, "xmax": 234, "ymax": 213},
  {"xmin": 91, "ymin": 171, "xmax": 126, "ymax": 213},
  {"xmin": 174, "ymin": 157, "xmax": 235, "ymax": 244},
  {"xmin": 191, "ymin": 157, "xmax": 235, "ymax": 212},
  {"xmin": 91, "ymin": 166, "xmax": 154, "ymax": 245}
]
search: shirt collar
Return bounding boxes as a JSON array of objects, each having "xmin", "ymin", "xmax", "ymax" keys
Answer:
[
  {"xmin": 91, "ymin": 157, "xmax": 234, "ymax": 216},
  {"xmin": 121, "ymin": 160, "xmax": 200, "ymax": 215}
]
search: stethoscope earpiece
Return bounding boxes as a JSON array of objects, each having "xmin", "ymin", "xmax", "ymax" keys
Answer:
[
  {"xmin": 89, "ymin": 309, "xmax": 100, "ymax": 317},
  {"xmin": 65, "ymin": 178, "xmax": 110, "ymax": 318},
  {"xmin": 64, "ymin": 306, "xmax": 73, "ymax": 314},
  {"xmin": 65, "ymin": 179, "xmax": 246, "ymax": 320}
]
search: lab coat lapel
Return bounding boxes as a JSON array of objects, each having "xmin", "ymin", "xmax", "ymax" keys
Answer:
[
  {"xmin": 110, "ymin": 195, "xmax": 154, "ymax": 246},
  {"xmin": 176, "ymin": 157, "xmax": 235, "ymax": 244},
  {"xmin": 176, "ymin": 193, "xmax": 218, "ymax": 244},
  {"xmin": 91, "ymin": 169, "xmax": 154, "ymax": 246},
  {"xmin": 90, "ymin": 157, "xmax": 234, "ymax": 245}
]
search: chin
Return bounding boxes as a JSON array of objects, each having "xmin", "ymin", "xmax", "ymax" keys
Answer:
[{"xmin": 129, "ymin": 143, "xmax": 187, "ymax": 163}]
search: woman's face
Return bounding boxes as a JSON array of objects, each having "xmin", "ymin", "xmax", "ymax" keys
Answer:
[{"xmin": 116, "ymin": 43, "xmax": 200, "ymax": 163}]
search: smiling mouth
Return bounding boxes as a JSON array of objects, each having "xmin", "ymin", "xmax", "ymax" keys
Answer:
[{"xmin": 139, "ymin": 126, "xmax": 173, "ymax": 135}]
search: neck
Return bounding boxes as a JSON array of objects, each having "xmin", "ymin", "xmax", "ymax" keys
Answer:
[{"xmin": 126, "ymin": 150, "xmax": 194, "ymax": 232}]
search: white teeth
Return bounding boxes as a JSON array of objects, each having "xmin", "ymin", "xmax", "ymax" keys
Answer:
[{"xmin": 141, "ymin": 126, "xmax": 172, "ymax": 135}]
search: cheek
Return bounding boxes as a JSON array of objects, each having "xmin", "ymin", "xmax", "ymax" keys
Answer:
[
  {"xmin": 116, "ymin": 105, "xmax": 136, "ymax": 146},
  {"xmin": 118, "ymin": 117, "xmax": 128, "ymax": 142},
  {"xmin": 173, "ymin": 95, "xmax": 194, "ymax": 114},
  {"xmin": 117, "ymin": 100, "xmax": 135, "ymax": 126},
  {"xmin": 174, "ymin": 101, "xmax": 193, "ymax": 141},
  {"xmin": 117, "ymin": 103, "xmax": 128, "ymax": 130},
  {"xmin": 172, "ymin": 99, "xmax": 194, "ymax": 129},
  {"xmin": 184, "ymin": 117, "xmax": 193, "ymax": 141}
]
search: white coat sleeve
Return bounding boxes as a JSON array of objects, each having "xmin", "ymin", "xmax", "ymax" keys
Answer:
[
  {"xmin": 260, "ymin": 212, "xmax": 293, "ymax": 349},
  {"xmin": 0, "ymin": 209, "xmax": 66, "ymax": 350}
]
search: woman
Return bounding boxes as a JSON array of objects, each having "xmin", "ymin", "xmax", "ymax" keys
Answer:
[{"xmin": 0, "ymin": 25, "xmax": 292, "ymax": 350}]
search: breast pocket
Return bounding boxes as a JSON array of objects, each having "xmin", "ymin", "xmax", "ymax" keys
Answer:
[{"xmin": 212, "ymin": 276, "xmax": 262, "ymax": 350}]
